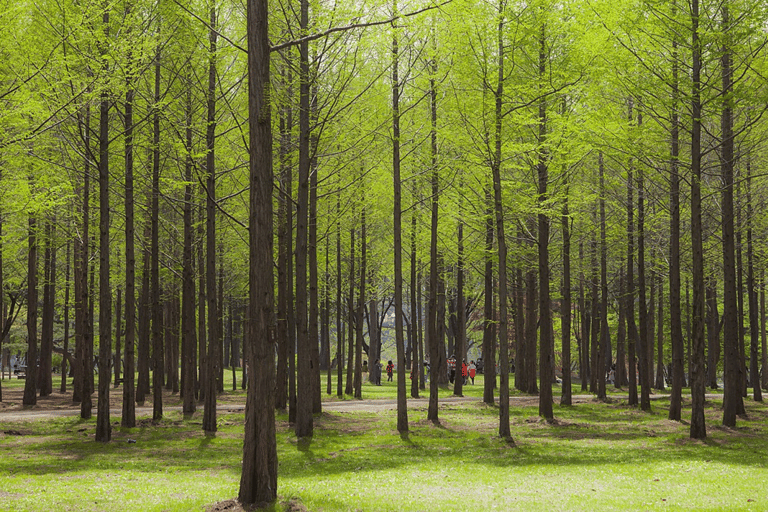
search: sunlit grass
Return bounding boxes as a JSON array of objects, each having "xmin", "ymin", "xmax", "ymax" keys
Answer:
[{"xmin": 2, "ymin": 387, "xmax": 768, "ymax": 511}]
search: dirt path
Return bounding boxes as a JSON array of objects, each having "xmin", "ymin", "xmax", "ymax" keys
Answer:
[
  {"xmin": 0, "ymin": 387, "xmax": 599, "ymax": 422},
  {"xmin": 0, "ymin": 383, "xmax": 723, "ymax": 422}
]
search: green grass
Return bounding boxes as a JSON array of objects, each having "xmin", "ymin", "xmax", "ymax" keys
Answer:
[{"xmin": 2, "ymin": 383, "xmax": 768, "ymax": 511}]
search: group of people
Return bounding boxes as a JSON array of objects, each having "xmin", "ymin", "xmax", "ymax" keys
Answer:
[{"xmin": 447, "ymin": 355, "xmax": 477, "ymax": 385}]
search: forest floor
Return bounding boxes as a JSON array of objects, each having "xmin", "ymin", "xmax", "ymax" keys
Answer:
[
  {"xmin": 0, "ymin": 373, "xmax": 691, "ymax": 420},
  {"xmin": 2, "ymin": 374, "xmax": 766, "ymax": 511}
]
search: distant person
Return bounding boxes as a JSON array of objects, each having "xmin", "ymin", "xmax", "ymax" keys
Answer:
[
  {"xmin": 362, "ymin": 360, "xmax": 368, "ymax": 373},
  {"xmin": 448, "ymin": 355, "xmax": 456, "ymax": 383},
  {"xmin": 386, "ymin": 360, "xmax": 394, "ymax": 381},
  {"xmin": 469, "ymin": 360, "xmax": 476, "ymax": 385},
  {"xmin": 461, "ymin": 360, "xmax": 468, "ymax": 385}
]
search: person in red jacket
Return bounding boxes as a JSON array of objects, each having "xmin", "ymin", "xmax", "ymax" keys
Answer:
[
  {"xmin": 461, "ymin": 360, "xmax": 468, "ymax": 385},
  {"xmin": 386, "ymin": 360, "xmax": 394, "ymax": 382}
]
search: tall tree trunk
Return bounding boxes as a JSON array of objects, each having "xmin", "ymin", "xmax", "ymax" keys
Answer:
[
  {"xmin": 197, "ymin": 193, "xmax": 206, "ymax": 402},
  {"xmin": 706, "ymin": 277, "xmax": 719, "ymax": 389},
  {"xmin": 39, "ymin": 221, "xmax": 54, "ymax": 397},
  {"xmin": 114, "ymin": 285, "xmax": 122, "ymax": 389},
  {"xmin": 354, "ymin": 207, "xmax": 366, "ymax": 399},
  {"xmin": 616, "ymin": 268, "xmax": 626, "ymax": 388},
  {"xmin": 637, "ymin": 149, "xmax": 651, "ymax": 411},
  {"xmin": 746, "ymin": 161, "xmax": 761, "ymax": 402},
  {"xmin": 656, "ymin": 275, "xmax": 666, "ymax": 390},
  {"xmin": 61, "ymin": 240, "xmax": 71, "ymax": 394},
  {"xmin": 78, "ymin": 106, "xmax": 93, "ymax": 418},
  {"xmin": 493, "ymin": 1, "xmax": 511, "ymax": 440},
  {"xmin": 239, "ymin": 0, "xmax": 278, "ymax": 501},
  {"xmin": 579, "ymin": 242, "xmax": 590, "ymax": 392},
  {"xmin": 150, "ymin": 42, "xmax": 164, "ymax": 422},
  {"xmin": 336, "ymin": 196, "xmax": 344, "ymax": 397},
  {"xmin": 391, "ymin": 2, "xmax": 408, "ymax": 433},
  {"xmin": 181, "ymin": 78, "xmax": 196, "ymax": 417},
  {"xmin": 453, "ymin": 190, "xmax": 465, "ymax": 398},
  {"xmin": 410, "ymin": 188, "xmax": 420, "ymax": 398},
  {"xmin": 720, "ymin": 3, "xmax": 744, "ymax": 426},
  {"xmin": 294, "ymin": 0, "xmax": 313, "ymax": 438},
  {"xmin": 483, "ymin": 188, "xmax": 495, "ymax": 404},
  {"xmin": 597, "ymin": 153, "xmax": 607, "ymax": 401},
  {"xmin": 203, "ymin": 3, "xmax": 218, "ymax": 432},
  {"xmin": 561, "ymin": 166, "xmax": 572, "ymax": 404},
  {"xmin": 427, "ymin": 31, "xmax": 441, "ymax": 422},
  {"xmin": 761, "ymin": 272, "xmax": 767, "ymax": 391},
  {"xmin": 137, "ymin": 220, "xmax": 151, "ymax": 404},
  {"xmin": 23, "ymin": 206, "xmax": 38, "ymax": 406},
  {"xmin": 689, "ymin": 0, "xmax": 707, "ymax": 438},
  {"xmin": 537, "ymin": 24, "xmax": 553, "ymax": 418},
  {"xmin": 345, "ymin": 227, "xmax": 355, "ymax": 396},
  {"xmin": 96, "ymin": 21, "xmax": 112, "ymax": 440},
  {"xmin": 668, "ymin": 5, "xmax": 683, "ymax": 418},
  {"xmin": 626, "ymin": 104, "xmax": 638, "ymax": 406},
  {"xmin": 308, "ymin": 107, "xmax": 321, "ymax": 413}
]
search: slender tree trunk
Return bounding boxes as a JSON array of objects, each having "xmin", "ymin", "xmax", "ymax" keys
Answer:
[
  {"xmin": 656, "ymin": 275, "xmax": 665, "ymax": 390},
  {"xmin": 345, "ymin": 228, "xmax": 356, "ymax": 396},
  {"xmin": 636, "ymin": 145, "xmax": 650, "ymax": 410},
  {"xmin": 62, "ymin": 240, "xmax": 71, "ymax": 394},
  {"xmin": 197, "ymin": 194, "xmax": 206, "ymax": 402},
  {"xmin": 720, "ymin": 3, "xmax": 744, "ymax": 427},
  {"xmin": 391, "ymin": 3, "xmax": 408, "ymax": 432},
  {"xmin": 689, "ymin": 0, "xmax": 707, "ymax": 438},
  {"xmin": 427, "ymin": 33, "xmax": 441, "ymax": 422},
  {"xmin": 151, "ymin": 42, "xmax": 164, "ymax": 422},
  {"xmin": 493, "ymin": 1, "xmax": 511, "ymax": 440},
  {"xmin": 114, "ymin": 285, "xmax": 122, "ymax": 389},
  {"xmin": 453, "ymin": 191, "xmax": 465, "ymax": 398},
  {"xmin": 483, "ymin": 187, "xmax": 495, "ymax": 404},
  {"xmin": 23, "ymin": 207, "xmax": 38, "ymax": 406},
  {"xmin": 294, "ymin": 0, "xmax": 313, "ymax": 438},
  {"xmin": 202, "ymin": 3, "xmax": 218, "ymax": 432},
  {"xmin": 308, "ymin": 108, "xmax": 321, "ymax": 413},
  {"xmin": 597, "ymin": 154, "xmax": 607, "ymax": 401},
  {"xmin": 626, "ymin": 106, "xmax": 638, "ymax": 406},
  {"xmin": 579, "ymin": 242, "xmax": 590, "ymax": 392},
  {"xmin": 39, "ymin": 222, "xmax": 54, "ymax": 397},
  {"xmin": 354, "ymin": 208, "xmax": 366, "ymax": 399},
  {"xmin": 561, "ymin": 168, "xmax": 572, "ymax": 404},
  {"xmin": 181, "ymin": 79, "xmax": 196, "ymax": 417},
  {"xmin": 96, "ymin": 21, "xmax": 112, "ymax": 440},
  {"xmin": 616, "ymin": 268, "xmax": 626, "ymax": 388},
  {"xmin": 238, "ymin": 0, "xmax": 278, "ymax": 500},
  {"xmin": 336, "ymin": 196, "xmax": 343, "ymax": 398},
  {"xmin": 537, "ymin": 24, "xmax": 553, "ymax": 417},
  {"xmin": 410, "ymin": 189, "xmax": 420, "ymax": 399},
  {"xmin": 668, "ymin": 7, "xmax": 683, "ymax": 418},
  {"xmin": 746, "ymin": 161, "xmax": 761, "ymax": 402},
  {"xmin": 761, "ymin": 272, "xmax": 768, "ymax": 391},
  {"xmin": 78, "ymin": 106, "xmax": 93, "ymax": 418},
  {"xmin": 137, "ymin": 220, "xmax": 151, "ymax": 404}
]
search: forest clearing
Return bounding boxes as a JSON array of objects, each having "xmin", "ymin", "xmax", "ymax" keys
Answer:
[
  {"xmin": 2, "ymin": 376, "xmax": 768, "ymax": 511},
  {"xmin": 2, "ymin": 0, "xmax": 768, "ymax": 509}
]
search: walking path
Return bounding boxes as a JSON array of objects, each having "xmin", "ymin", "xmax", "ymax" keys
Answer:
[{"xmin": 1, "ymin": 393, "xmax": 722, "ymax": 422}]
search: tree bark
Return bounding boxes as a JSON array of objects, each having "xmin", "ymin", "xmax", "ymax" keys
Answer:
[
  {"xmin": 689, "ymin": 0, "xmax": 707, "ymax": 438},
  {"xmin": 391, "ymin": 6, "xmax": 408, "ymax": 432},
  {"xmin": 238, "ymin": 0, "xmax": 278, "ymax": 501},
  {"xmin": 202, "ymin": 3, "xmax": 218, "ymax": 432},
  {"xmin": 23, "ymin": 207, "xmax": 38, "ymax": 407}
]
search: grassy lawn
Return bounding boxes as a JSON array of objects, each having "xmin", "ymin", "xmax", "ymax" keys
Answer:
[{"xmin": 1, "ymin": 373, "xmax": 766, "ymax": 511}]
